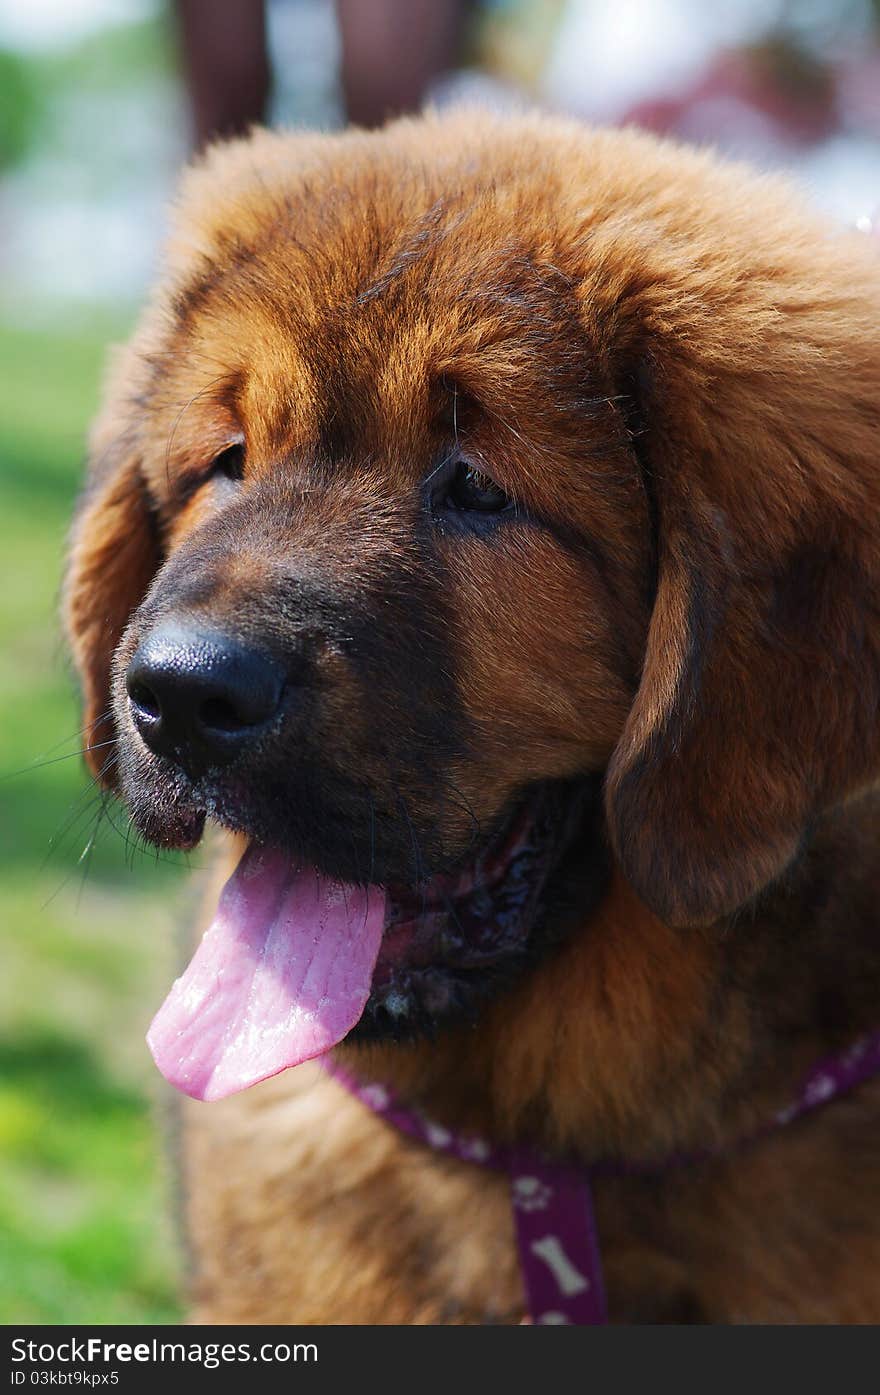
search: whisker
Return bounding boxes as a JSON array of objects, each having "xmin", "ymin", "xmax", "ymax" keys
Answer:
[
  {"xmin": 422, "ymin": 445, "xmax": 457, "ymax": 489},
  {"xmin": 2, "ymin": 738, "xmax": 117, "ymax": 782},
  {"xmin": 74, "ymin": 789, "xmax": 116, "ymax": 911},
  {"xmin": 42, "ymin": 753, "xmax": 119, "ymax": 872},
  {"xmin": 41, "ymin": 782, "xmax": 114, "ymax": 911},
  {"xmin": 393, "ymin": 789, "xmax": 431, "ymax": 929},
  {"xmin": 96, "ymin": 797, "xmax": 194, "ymax": 872},
  {"xmin": 164, "ymin": 374, "xmax": 236, "ymax": 488},
  {"xmin": 23, "ymin": 707, "xmax": 112, "ymax": 764},
  {"xmin": 395, "ymin": 791, "xmax": 424, "ymax": 886},
  {"xmin": 441, "ymin": 776, "xmax": 482, "ymax": 853}
]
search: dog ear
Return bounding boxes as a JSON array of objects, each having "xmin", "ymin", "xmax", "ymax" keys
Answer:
[
  {"xmin": 63, "ymin": 350, "xmax": 160, "ymax": 783},
  {"xmin": 600, "ymin": 218, "xmax": 880, "ymax": 927}
]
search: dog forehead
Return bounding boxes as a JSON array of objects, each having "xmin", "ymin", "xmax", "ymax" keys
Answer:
[
  {"xmin": 172, "ymin": 120, "xmax": 563, "ymax": 288},
  {"xmin": 168, "ymin": 128, "xmax": 589, "ymax": 361},
  {"xmin": 177, "ymin": 210, "xmax": 571, "ymax": 355},
  {"xmin": 144, "ymin": 120, "xmax": 655, "ymax": 509},
  {"xmin": 163, "ymin": 188, "xmax": 594, "ymax": 470}
]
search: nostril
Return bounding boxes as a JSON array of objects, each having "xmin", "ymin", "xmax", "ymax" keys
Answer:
[
  {"xmin": 199, "ymin": 696, "xmax": 251, "ymax": 733},
  {"xmin": 124, "ymin": 624, "xmax": 287, "ymax": 767},
  {"xmin": 128, "ymin": 680, "xmax": 162, "ymax": 722}
]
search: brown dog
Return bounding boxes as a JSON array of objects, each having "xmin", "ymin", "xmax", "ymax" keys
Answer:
[{"xmin": 64, "ymin": 109, "xmax": 880, "ymax": 1323}]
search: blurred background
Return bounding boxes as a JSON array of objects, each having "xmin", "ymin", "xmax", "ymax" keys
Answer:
[{"xmin": 1, "ymin": 0, "xmax": 879, "ymax": 1325}]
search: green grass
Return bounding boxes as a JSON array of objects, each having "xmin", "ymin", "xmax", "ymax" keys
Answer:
[{"xmin": 0, "ymin": 315, "xmax": 186, "ymax": 1323}]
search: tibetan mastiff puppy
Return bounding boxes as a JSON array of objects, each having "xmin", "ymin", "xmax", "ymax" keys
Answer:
[{"xmin": 64, "ymin": 110, "xmax": 880, "ymax": 1323}]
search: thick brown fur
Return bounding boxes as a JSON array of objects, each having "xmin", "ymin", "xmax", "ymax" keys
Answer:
[{"xmin": 64, "ymin": 109, "xmax": 880, "ymax": 1322}]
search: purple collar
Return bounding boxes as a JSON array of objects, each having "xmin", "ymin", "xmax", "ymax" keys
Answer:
[{"xmin": 327, "ymin": 1027, "xmax": 880, "ymax": 1324}]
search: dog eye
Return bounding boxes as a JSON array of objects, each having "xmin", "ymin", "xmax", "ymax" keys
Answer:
[
  {"xmin": 211, "ymin": 443, "xmax": 245, "ymax": 482},
  {"xmin": 446, "ymin": 461, "xmax": 511, "ymax": 513}
]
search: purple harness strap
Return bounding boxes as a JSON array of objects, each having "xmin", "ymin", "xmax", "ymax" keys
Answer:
[
  {"xmin": 326, "ymin": 1063, "xmax": 608, "ymax": 1324},
  {"xmin": 327, "ymin": 1026, "xmax": 880, "ymax": 1325}
]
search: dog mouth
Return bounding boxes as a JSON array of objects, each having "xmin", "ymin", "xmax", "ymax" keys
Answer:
[{"xmin": 146, "ymin": 784, "xmax": 590, "ymax": 1101}]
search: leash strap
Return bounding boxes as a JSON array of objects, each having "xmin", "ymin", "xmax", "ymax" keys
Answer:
[
  {"xmin": 326, "ymin": 1026, "xmax": 880, "ymax": 1325},
  {"xmin": 326, "ymin": 1061, "xmax": 607, "ymax": 1324},
  {"xmin": 507, "ymin": 1149, "xmax": 607, "ymax": 1324}
]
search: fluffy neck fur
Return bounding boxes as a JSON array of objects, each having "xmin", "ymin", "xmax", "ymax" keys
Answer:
[{"xmin": 342, "ymin": 793, "xmax": 880, "ymax": 1164}]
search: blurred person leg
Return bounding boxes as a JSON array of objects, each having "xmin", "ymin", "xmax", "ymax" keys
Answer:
[
  {"xmin": 174, "ymin": 0, "xmax": 271, "ymax": 148},
  {"xmin": 174, "ymin": 0, "xmax": 473, "ymax": 148},
  {"xmin": 335, "ymin": 0, "xmax": 473, "ymax": 127}
]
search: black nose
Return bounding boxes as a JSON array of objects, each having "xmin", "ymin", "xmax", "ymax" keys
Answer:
[{"xmin": 126, "ymin": 622, "xmax": 285, "ymax": 769}]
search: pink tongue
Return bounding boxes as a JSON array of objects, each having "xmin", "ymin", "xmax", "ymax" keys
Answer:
[{"xmin": 146, "ymin": 845, "xmax": 386, "ymax": 1102}]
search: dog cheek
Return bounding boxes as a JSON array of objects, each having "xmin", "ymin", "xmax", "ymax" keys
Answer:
[{"xmin": 447, "ymin": 537, "xmax": 632, "ymax": 792}]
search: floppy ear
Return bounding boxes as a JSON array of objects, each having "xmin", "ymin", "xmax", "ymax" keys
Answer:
[
  {"xmin": 600, "ymin": 216, "xmax": 880, "ymax": 927},
  {"xmin": 63, "ymin": 353, "xmax": 160, "ymax": 783}
]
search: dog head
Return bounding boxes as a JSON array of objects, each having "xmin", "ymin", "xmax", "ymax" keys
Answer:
[{"xmin": 64, "ymin": 112, "xmax": 880, "ymax": 1096}]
